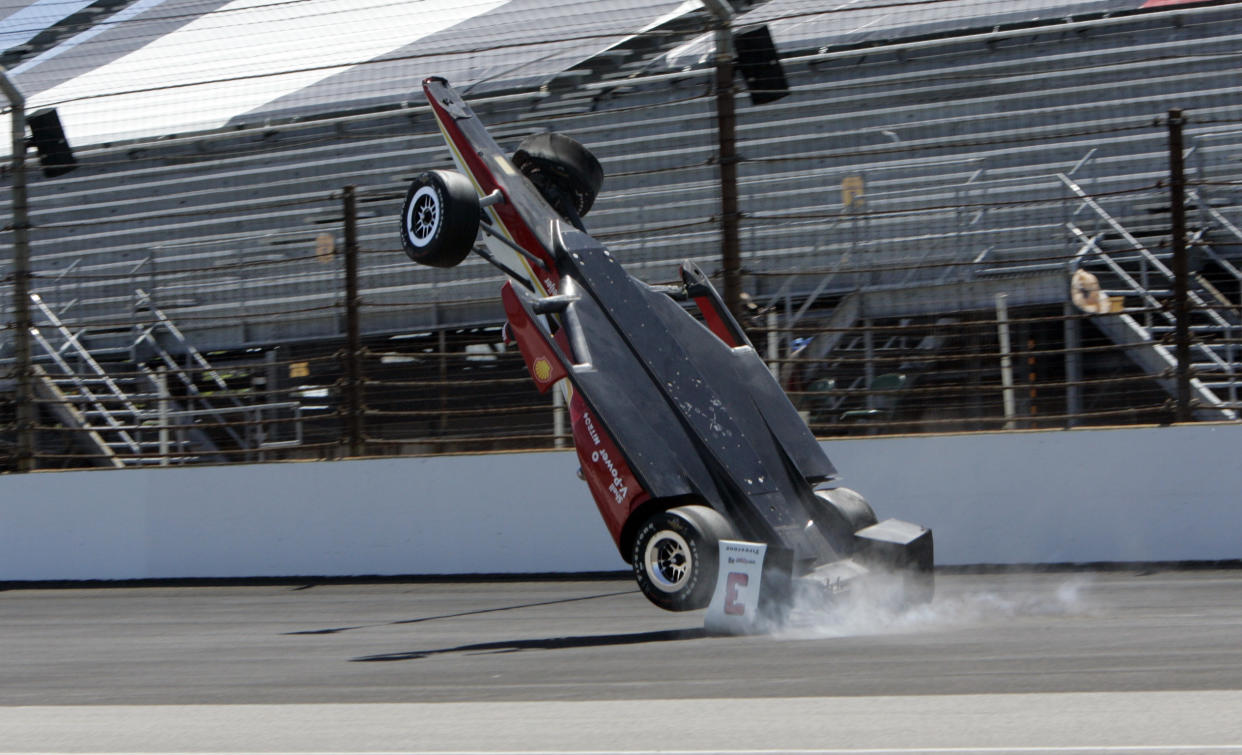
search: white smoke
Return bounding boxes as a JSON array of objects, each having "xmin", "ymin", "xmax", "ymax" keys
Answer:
[{"xmin": 769, "ymin": 570, "xmax": 1096, "ymax": 639}]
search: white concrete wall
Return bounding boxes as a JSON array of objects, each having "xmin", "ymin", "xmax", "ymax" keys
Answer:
[
  {"xmin": 823, "ymin": 424, "xmax": 1242, "ymax": 565},
  {"xmin": 0, "ymin": 454, "xmax": 613, "ymax": 581},
  {"xmin": 2, "ymin": 424, "xmax": 1239, "ymax": 581}
]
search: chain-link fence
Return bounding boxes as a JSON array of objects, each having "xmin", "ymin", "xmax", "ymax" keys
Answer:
[{"xmin": 3, "ymin": 0, "xmax": 1242, "ymax": 470}]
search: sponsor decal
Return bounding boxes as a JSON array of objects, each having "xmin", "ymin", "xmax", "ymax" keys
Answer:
[
  {"xmin": 533, "ymin": 356, "xmax": 553, "ymax": 383},
  {"xmin": 706, "ymin": 540, "xmax": 769, "ymax": 635},
  {"xmin": 583, "ymin": 411, "xmax": 601, "ymax": 446},
  {"xmin": 583, "ymin": 412, "xmax": 628, "ymax": 504}
]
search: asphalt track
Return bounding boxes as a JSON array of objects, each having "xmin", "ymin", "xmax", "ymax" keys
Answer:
[{"xmin": 3, "ymin": 568, "xmax": 1242, "ymax": 754}]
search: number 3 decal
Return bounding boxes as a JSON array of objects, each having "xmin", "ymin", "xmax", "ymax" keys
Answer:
[{"xmin": 724, "ymin": 572, "xmax": 749, "ymax": 615}]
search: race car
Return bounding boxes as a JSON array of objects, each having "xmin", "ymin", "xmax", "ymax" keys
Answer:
[{"xmin": 400, "ymin": 77, "xmax": 933, "ymax": 617}]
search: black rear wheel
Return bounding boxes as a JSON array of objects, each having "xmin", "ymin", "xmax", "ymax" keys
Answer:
[
  {"xmin": 399, "ymin": 170, "xmax": 479, "ymax": 268},
  {"xmin": 631, "ymin": 505, "xmax": 734, "ymax": 612},
  {"xmin": 513, "ymin": 133, "xmax": 603, "ymax": 219}
]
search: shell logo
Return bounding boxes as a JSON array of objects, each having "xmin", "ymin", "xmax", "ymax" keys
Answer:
[{"xmin": 533, "ymin": 356, "xmax": 553, "ymax": 383}]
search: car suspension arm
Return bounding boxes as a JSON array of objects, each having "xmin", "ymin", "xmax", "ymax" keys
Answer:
[{"xmin": 471, "ymin": 242, "xmax": 536, "ymax": 292}]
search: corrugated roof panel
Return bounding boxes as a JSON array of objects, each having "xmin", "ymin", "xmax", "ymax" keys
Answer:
[
  {"xmin": 12, "ymin": 0, "xmax": 232, "ymax": 92},
  {"xmin": 0, "ymin": 0, "xmax": 96, "ymax": 51},
  {"xmin": 239, "ymin": 0, "xmax": 702, "ymax": 123},
  {"xmin": 24, "ymin": 0, "xmax": 510, "ymax": 144},
  {"xmin": 661, "ymin": 0, "xmax": 1150, "ymax": 68},
  {"xmin": 11, "ymin": 0, "xmax": 699, "ymax": 146}
]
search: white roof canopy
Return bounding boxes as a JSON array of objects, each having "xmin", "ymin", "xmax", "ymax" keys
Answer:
[{"xmin": 6, "ymin": 0, "xmax": 699, "ymax": 146}]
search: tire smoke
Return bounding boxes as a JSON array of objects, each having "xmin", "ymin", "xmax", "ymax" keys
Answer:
[{"xmin": 770, "ymin": 571, "xmax": 1096, "ymax": 639}]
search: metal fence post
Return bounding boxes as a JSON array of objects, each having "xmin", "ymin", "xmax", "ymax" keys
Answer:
[
  {"xmin": 1167, "ymin": 109, "xmax": 1192, "ymax": 422},
  {"xmin": 701, "ymin": 0, "xmax": 742, "ymax": 318},
  {"xmin": 996, "ymin": 293, "xmax": 1016, "ymax": 429},
  {"xmin": 1, "ymin": 68, "xmax": 35, "ymax": 472},
  {"xmin": 1064, "ymin": 301, "xmax": 1082, "ymax": 428},
  {"xmin": 342, "ymin": 186, "xmax": 364, "ymax": 456},
  {"xmin": 715, "ymin": 33, "xmax": 742, "ymax": 319}
]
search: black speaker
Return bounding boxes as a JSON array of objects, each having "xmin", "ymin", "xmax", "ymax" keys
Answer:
[
  {"xmin": 27, "ymin": 107, "xmax": 77, "ymax": 178},
  {"xmin": 733, "ymin": 25, "xmax": 789, "ymax": 106}
]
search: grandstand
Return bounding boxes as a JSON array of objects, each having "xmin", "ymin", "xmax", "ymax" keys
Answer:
[{"xmin": 2, "ymin": 0, "xmax": 1241, "ymax": 468}]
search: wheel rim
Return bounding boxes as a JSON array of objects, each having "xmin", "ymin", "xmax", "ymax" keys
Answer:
[
  {"xmin": 405, "ymin": 185, "xmax": 440, "ymax": 248},
  {"xmin": 643, "ymin": 530, "xmax": 693, "ymax": 593}
]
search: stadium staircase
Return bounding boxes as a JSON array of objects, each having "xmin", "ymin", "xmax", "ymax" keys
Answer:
[
  {"xmin": 770, "ymin": 115, "xmax": 1242, "ymax": 425},
  {"xmin": 776, "ymin": 288, "xmax": 957, "ymax": 428},
  {"xmin": 29, "ymin": 290, "xmax": 302, "ymax": 466},
  {"xmin": 1060, "ymin": 167, "xmax": 1241, "ymax": 421}
]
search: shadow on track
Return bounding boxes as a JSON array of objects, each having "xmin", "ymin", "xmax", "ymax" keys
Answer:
[
  {"xmin": 285, "ymin": 588, "xmax": 639, "ymax": 636},
  {"xmin": 352, "ymin": 627, "xmax": 707, "ymax": 662}
]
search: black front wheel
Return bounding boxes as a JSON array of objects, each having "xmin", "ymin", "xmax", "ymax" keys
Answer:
[
  {"xmin": 631, "ymin": 505, "xmax": 734, "ymax": 612},
  {"xmin": 399, "ymin": 169, "xmax": 480, "ymax": 268}
]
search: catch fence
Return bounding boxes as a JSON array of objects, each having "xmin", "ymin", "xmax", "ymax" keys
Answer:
[{"xmin": 3, "ymin": 0, "xmax": 1242, "ymax": 470}]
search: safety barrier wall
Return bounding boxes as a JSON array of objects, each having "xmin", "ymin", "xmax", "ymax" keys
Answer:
[{"xmin": 2, "ymin": 424, "xmax": 1240, "ymax": 581}]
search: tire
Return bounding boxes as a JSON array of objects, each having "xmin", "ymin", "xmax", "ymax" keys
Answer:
[
  {"xmin": 399, "ymin": 170, "xmax": 480, "ymax": 268},
  {"xmin": 809, "ymin": 487, "xmax": 878, "ymax": 554},
  {"xmin": 814, "ymin": 487, "xmax": 877, "ymax": 531},
  {"xmin": 814, "ymin": 488, "xmax": 934, "ymax": 606},
  {"xmin": 631, "ymin": 505, "xmax": 734, "ymax": 612},
  {"xmin": 512, "ymin": 133, "xmax": 603, "ymax": 219}
]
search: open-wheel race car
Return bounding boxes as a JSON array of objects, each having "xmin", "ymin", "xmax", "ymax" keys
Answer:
[{"xmin": 400, "ymin": 77, "xmax": 933, "ymax": 620}]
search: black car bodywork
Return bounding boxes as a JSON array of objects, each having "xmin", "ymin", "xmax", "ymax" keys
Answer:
[{"xmin": 401, "ymin": 77, "xmax": 933, "ymax": 613}]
